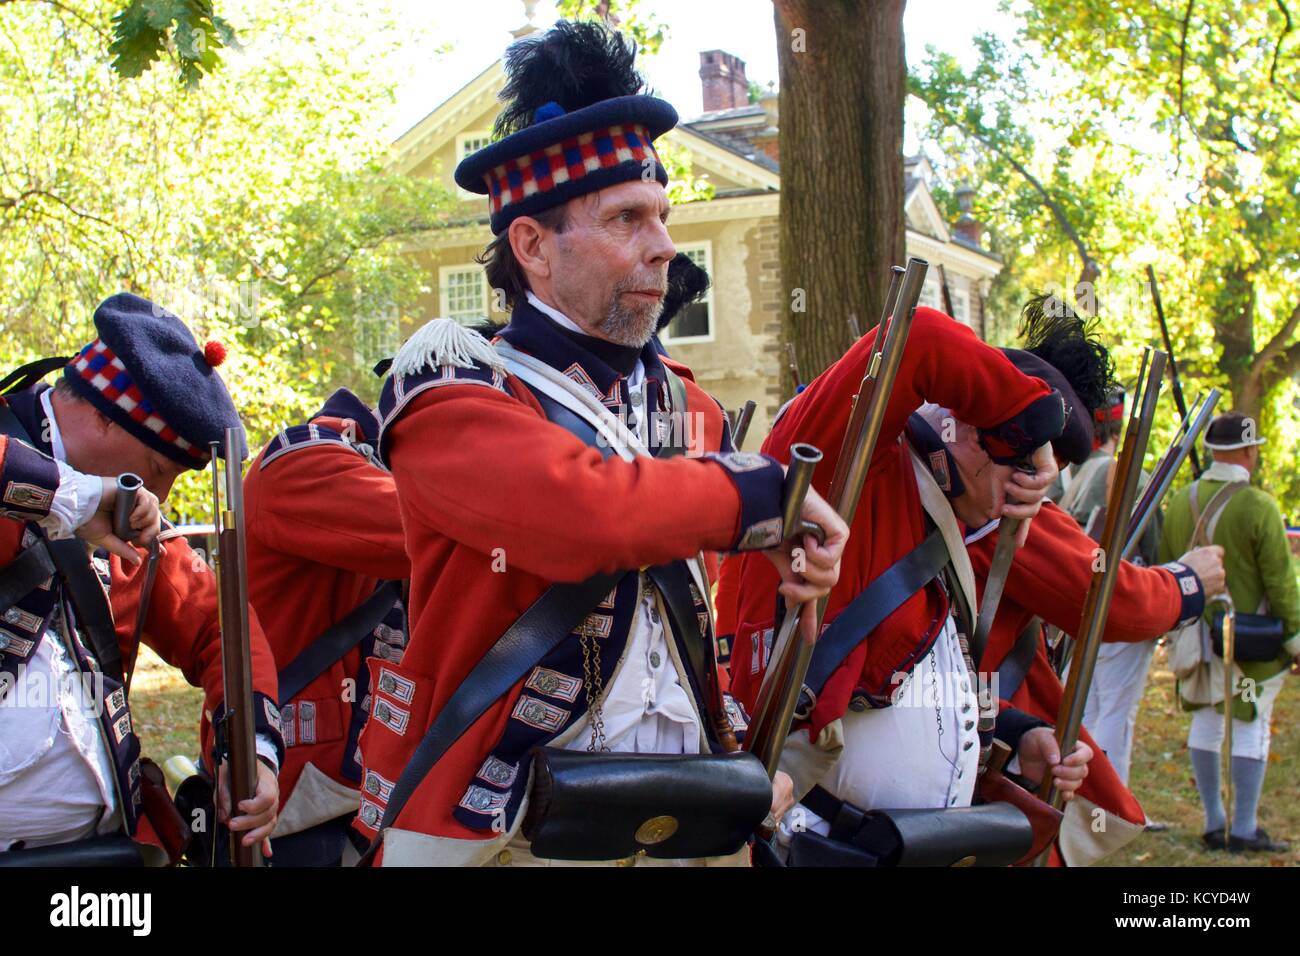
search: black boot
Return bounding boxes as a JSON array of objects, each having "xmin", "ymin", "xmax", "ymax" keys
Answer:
[
  {"xmin": 1201, "ymin": 829, "xmax": 1226, "ymax": 851},
  {"xmin": 1228, "ymin": 829, "xmax": 1291, "ymax": 854}
]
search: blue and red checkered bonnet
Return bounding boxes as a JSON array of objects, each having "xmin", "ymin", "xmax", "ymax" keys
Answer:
[
  {"xmin": 455, "ymin": 22, "xmax": 678, "ymax": 235},
  {"xmin": 64, "ymin": 293, "xmax": 245, "ymax": 468}
]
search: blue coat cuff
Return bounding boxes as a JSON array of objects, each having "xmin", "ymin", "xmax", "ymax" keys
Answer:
[
  {"xmin": 0, "ymin": 436, "xmax": 60, "ymax": 520},
  {"xmin": 705, "ymin": 451, "xmax": 785, "ymax": 551},
  {"xmin": 212, "ymin": 692, "xmax": 287, "ymax": 770},
  {"xmin": 1159, "ymin": 560, "xmax": 1206, "ymax": 628}
]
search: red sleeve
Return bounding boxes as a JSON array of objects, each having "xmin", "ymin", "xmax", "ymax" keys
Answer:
[
  {"xmin": 249, "ymin": 444, "xmax": 409, "ymax": 581},
  {"xmin": 971, "ymin": 502, "xmax": 1187, "ymax": 643},
  {"xmin": 386, "ymin": 383, "xmax": 781, "ymax": 583},
  {"xmin": 113, "ymin": 536, "xmax": 280, "ymax": 722},
  {"xmin": 714, "ymin": 553, "xmax": 741, "ymax": 640},
  {"xmin": 767, "ymin": 307, "xmax": 1060, "ymax": 470}
]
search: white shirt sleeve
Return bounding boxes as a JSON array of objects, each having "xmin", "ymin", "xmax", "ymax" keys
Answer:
[
  {"xmin": 37, "ymin": 462, "xmax": 103, "ymax": 540},
  {"xmin": 255, "ymin": 734, "xmax": 280, "ymax": 773}
]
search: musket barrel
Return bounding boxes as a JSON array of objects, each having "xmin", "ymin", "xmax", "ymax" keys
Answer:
[
  {"xmin": 214, "ymin": 428, "xmax": 261, "ymax": 868},
  {"xmin": 112, "ymin": 473, "xmax": 143, "ymax": 541},
  {"xmin": 1043, "ymin": 350, "xmax": 1167, "ymax": 810},
  {"xmin": 1123, "ymin": 388, "xmax": 1220, "ymax": 559},
  {"xmin": 732, "ymin": 400, "xmax": 758, "ymax": 451}
]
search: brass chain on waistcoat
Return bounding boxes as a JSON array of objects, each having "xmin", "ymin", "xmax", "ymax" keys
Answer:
[{"xmin": 579, "ymin": 615, "xmax": 610, "ymax": 752}]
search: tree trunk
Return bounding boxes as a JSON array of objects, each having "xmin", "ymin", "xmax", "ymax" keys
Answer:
[{"xmin": 774, "ymin": 0, "xmax": 907, "ymax": 392}]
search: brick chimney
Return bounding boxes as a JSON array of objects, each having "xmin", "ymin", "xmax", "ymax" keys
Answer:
[
  {"xmin": 953, "ymin": 183, "xmax": 983, "ymax": 246},
  {"xmin": 751, "ymin": 83, "xmax": 780, "ymax": 163},
  {"xmin": 699, "ymin": 50, "xmax": 749, "ymax": 112}
]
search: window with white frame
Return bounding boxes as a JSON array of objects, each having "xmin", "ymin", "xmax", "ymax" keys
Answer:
[
  {"xmin": 439, "ymin": 264, "xmax": 491, "ymax": 325},
  {"xmin": 355, "ymin": 301, "xmax": 402, "ymax": 366},
  {"xmin": 662, "ymin": 242, "xmax": 713, "ymax": 343},
  {"xmin": 456, "ymin": 132, "xmax": 493, "ymax": 198},
  {"xmin": 952, "ymin": 287, "xmax": 971, "ymax": 325},
  {"xmin": 919, "ymin": 273, "xmax": 943, "ymax": 311}
]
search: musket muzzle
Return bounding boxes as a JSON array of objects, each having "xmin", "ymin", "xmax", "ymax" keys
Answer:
[{"xmin": 112, "ymin": 472, "xmax": 143, "ymax": 541}]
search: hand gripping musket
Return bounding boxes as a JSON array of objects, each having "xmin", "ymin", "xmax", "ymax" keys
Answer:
[
  {"xmin": 744, "ymin": 259, "xmax": 928, "ymax": 786},
  {"xmin": 1147, "ymin": 265, "xmax": 1202, "ymax": 478},
  {"xmin": 209, "ymin": 428, "xmax": 262, "ymax": 868},
  {"xmin": 731, "ymin": 400, "xmax": 758, "ymax": 451},
  {"xmin": 970, "ymin": 460, "xmax": 1038, "ymax": 665},
  {"xmin": 1032, "ymin": 348, "xmax": 1167, "ymax": 864}
]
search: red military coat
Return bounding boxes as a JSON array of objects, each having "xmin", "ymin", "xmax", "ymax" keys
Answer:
[
  {"xmin": 967, "ymin": 501, "xmax": 1206, "ymax": 851},
  {"xmin": 726, "ymin": 308, "xmax": 1065, "ymax": 739},
  {"xmin": 355, "ymin": 306, "xmax": 785, "ymax": 853},
  {"xmin": 244, "ymin": 391, "xmax": 410, "ymax": 809}
]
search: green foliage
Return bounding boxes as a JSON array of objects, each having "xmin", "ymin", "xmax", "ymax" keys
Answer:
[
  {"xmin": 911, "ymin": 2, "xmax": 1300, "ymax": 510},
  {"xmin": 555, "ymin": 0, "xmax": 667, "ymax": 56},
  {"xmin": 109, "ymin": 0, "xmax": 239, "ymax": 87},
  {"xmin": 0, "ymin": 0, "xmax": 455, "ymax": 520}
]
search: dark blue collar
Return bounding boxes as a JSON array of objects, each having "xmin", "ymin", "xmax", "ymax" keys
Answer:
[
  {"xmin": 5, "ymin": 384, "xmax": 53, "ymax": 457},
  {"xmin": 497, "ymin": 297, "xmax": 670, "ymax": 406},
  {"xmin": 312, "ymin": 387, "xmax": 380, "ymax": 443}
]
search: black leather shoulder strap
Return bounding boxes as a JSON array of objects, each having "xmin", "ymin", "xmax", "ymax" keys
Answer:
[
  {"xmin": 0, "ymin": 357, "xmax": 71, "ymax": 396},
  {"xmin": 277, "ymin": 580, "xmax": 403, "ymax": 706},
  {"xmin": 994, "ymin": 616, "xmax": 1041, "ymax": 702},
  {"xmin": 0, "ymin": 542, "xmax": 57, "ymax": 616},
  {"xmin": 803, "ymin": 529, "xmax": 950, "ymax": 699}
]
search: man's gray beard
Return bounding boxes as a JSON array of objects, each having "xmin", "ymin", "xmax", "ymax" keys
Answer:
[{"xmin": 601, "ymin": 295, "xmax": 663, "ymax": 348}]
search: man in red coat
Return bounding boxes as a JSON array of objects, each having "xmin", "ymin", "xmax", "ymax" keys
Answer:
[
  {"xmin": 244, "ymin": 387, "xmax": 410, "ymax": 866},
  {"xmin": 354, "ymin": 21, "xmax": 847, "ymax": 867},
  {"xmin": 0, "ymin": 293, "xmax": 283, "ymax": 862},
  {"xmin": 957, "ymin": 297, "xmax": 1224, "ymax": 864},
  {"xmin": 725, "ymin": 300, "xmax": 1096, "ymax": 858}
]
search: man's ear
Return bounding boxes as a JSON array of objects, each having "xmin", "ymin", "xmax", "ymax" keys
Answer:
[{"xmin": 508, "ymin": 216, "xmax": 550, "ymax": 283}]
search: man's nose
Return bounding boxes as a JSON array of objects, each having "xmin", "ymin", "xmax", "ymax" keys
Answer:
[{"xmin": 646, "ymin": 216, "xmax": 675, "ymax": 267}]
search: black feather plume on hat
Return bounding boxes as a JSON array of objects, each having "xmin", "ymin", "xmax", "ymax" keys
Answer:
[
  {"xmin": 657, "ymin": 253, "xmax": 711, "ymax": 332},
  {"xmin": 1018, "ymin": 293, "xmax": 1116, "ymax": 415},
  {"xmin": 494, "ymin": 20, "xmax": 649, "ymax": 139}
]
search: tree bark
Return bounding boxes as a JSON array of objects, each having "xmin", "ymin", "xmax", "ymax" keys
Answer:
[{"xmin": 774, "ymin": 0, "xmax": 907, "ymax": 391}]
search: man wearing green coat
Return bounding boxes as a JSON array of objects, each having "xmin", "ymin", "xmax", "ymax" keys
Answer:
[{"xmin": 1160, "ymin": 412, "xmax": 1300, "ymax": 854}]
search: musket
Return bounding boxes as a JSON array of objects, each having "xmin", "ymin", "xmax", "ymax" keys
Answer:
[
  {"xmin": 846, "ymin": 312, "xmax": 862, "ymax": 344},
  {"xmin": 938, "ymin": 263, "xmax": 955, "ymax": 317},
  {"xmin": 1147, "ymin": 265, "xmax": 1202, "ymax": 477},
  {"xmin": 786, "ymin": 343, "xmax": 803, "ymax": 391},
  {"xmin": 732, "ymin": 400, "xmax": 758, "ymax": 451},
  {"xmin": 1213, "ymin": 594, "xmax": 1236, "ymax": 830},
  {"xmin": 210, "ymin": 429, "xmax": 262, "ymax": 868},
  {"xmin": 111, "ymin": 473, "xmax": 143, "ymax": 541},
  {"xmin": 1033, "ymin": 348, "xmax": 1167, "ymax": 863},
  {"xmin": 745, "ymin": 258, "xmax": 929, "ymax": 781},
  {"xmin": 1122, "ymin": 388, "xmax": 1220, "ymax": 560}
]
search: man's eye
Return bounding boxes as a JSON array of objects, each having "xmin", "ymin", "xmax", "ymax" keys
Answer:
[{"xmin": 619, "ymin": 210, "xmax": 634, "ymax": 222}]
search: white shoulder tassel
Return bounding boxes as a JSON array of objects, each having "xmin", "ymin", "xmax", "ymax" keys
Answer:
[{"xmin": 390, "ymin": 317, "xmax": 505, "ymax": 376}]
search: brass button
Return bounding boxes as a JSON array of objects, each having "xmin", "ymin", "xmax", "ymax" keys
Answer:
[
  {"xmin": 951, "ymin": 855, "xmax": 977, "ymax": 867},
  {"xmin": 635, "ymin": 815, "xmax": 679, "ymax": 846},
  {"xmin": 496, "ymin": 849, "xmax": 512, "ymax": 866}
]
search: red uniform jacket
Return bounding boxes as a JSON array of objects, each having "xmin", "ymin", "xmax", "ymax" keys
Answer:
[
  {"xmin": 968, "ymin": 501, "xmax": 1206, "ymax": 835},
  {"xmin": 356, "ymin": 306, "xmax": 785, "ymax": 850},
  {"xmin": 726, "ymin": 308, "xmax": 1065, "ymax": 739},
  {"xmin": 244, "ymin": 391, "xmax": 410, "ymax": 809}
]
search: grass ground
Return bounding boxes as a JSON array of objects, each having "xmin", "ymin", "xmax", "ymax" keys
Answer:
[{"xmin": 131, "ymin": 642, "xmax": 1298, "ymax": 867}]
